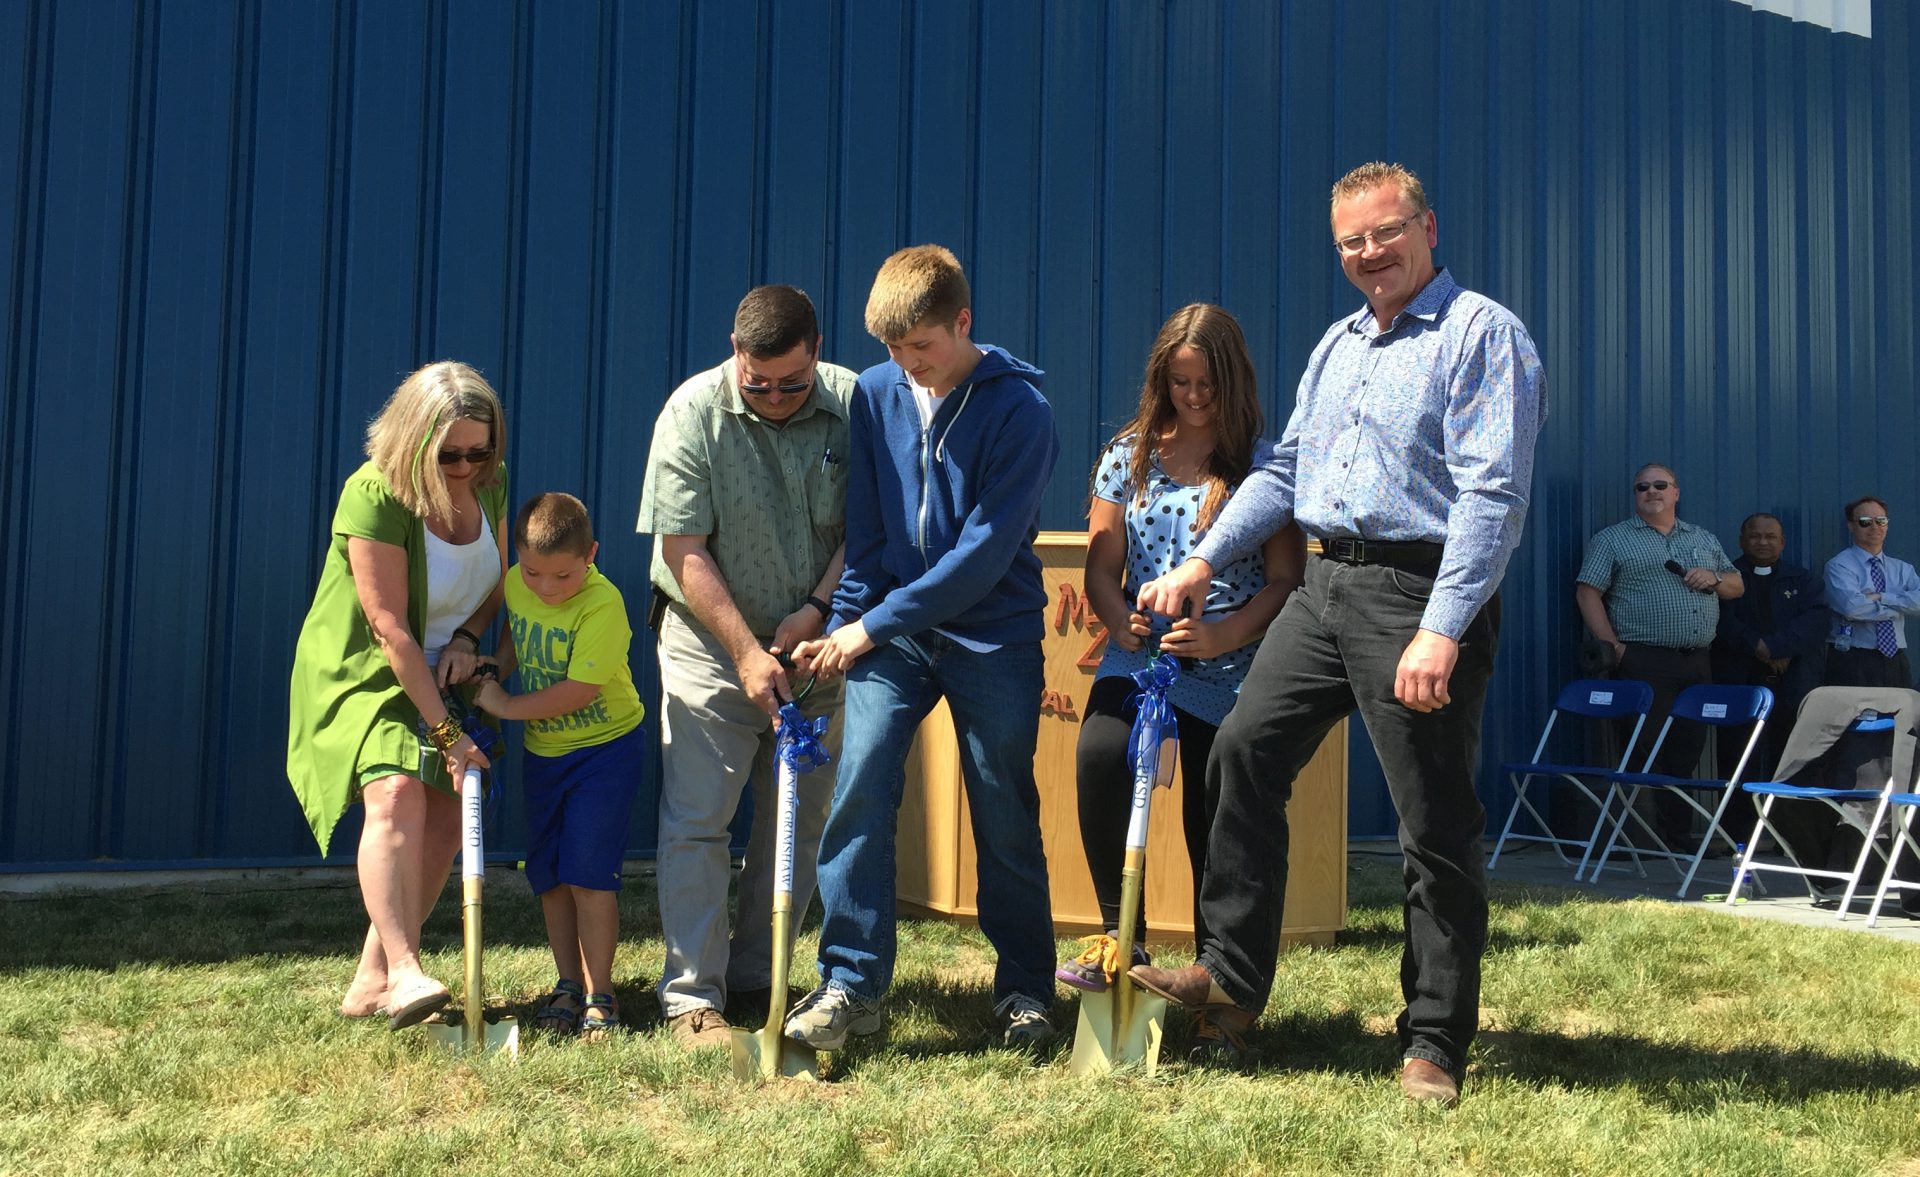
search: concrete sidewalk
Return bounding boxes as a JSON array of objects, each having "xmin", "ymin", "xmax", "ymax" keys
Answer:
[{"xmin": 1473, "ymin": 838, "xmax": 1920, "ymax": 945}]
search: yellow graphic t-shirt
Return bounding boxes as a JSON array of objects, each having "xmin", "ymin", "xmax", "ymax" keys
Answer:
[{"xmin": 503, "ymin": 564, "xmax": 645, "ymax": 757}]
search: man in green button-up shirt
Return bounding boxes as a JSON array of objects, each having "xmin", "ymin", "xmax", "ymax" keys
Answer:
[{"xmin": 637, "ymin": 285, "xmax": 857, "ymax": 1048}]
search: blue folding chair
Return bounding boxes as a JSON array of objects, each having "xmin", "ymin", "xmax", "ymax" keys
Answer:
[
  {"xmin": 1490, "ymin": 679, "xmax": 1656, "ymax": 877},
  {"xmin": 1730, "ymin": 709, "xmax": 1899, "ymax": 920},
  {"xmin": 1589, "ymin": 683, "xmax": 1773, "ymax": 898}
]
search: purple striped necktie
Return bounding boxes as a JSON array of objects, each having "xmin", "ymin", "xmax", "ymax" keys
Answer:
[{"xmin": 1872, "ymin": 556, "xmax": 1899, "ymax": 657}]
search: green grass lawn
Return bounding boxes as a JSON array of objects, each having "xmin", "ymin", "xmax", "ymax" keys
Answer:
[{"xmin": 4, "ymin": 858, "xmax": 1918, "ymax": 1176}]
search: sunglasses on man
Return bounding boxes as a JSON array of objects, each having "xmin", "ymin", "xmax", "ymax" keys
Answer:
[
  {"xmin": 1634, "ymin": 480, "xmax": 1673, "ymax": 493},
  {"xmin": 1855, "ymin": 515, "xmax": 1890, "ymax": 527}
]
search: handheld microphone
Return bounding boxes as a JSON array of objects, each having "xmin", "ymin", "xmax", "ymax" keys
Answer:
[{"xmin": 1665, "ymin": 559, "xmax": 1713, "ymax": 592}]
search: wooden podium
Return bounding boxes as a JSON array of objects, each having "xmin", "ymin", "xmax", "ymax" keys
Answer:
[{"xmin": 896, "ymin": 531, "xmax": 1348, "ymax": 947}]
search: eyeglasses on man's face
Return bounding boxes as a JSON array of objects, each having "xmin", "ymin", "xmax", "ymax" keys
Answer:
[
  {"xmin": 1855, "ymin": 515, "xmax": 1890, "ymax": 528},
  {"xmin": 1634, "ymin": 480, "xmax": 1674, "ymax": 493},
  {"xmin": 1334, "ymin": 214, "xmax": 1424, "ymax": 256}
]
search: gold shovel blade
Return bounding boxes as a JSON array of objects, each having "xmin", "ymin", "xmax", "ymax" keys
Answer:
[
  {"xmin": 730, "ymin": 1025, "xmax": 819, "ymax": 1083},
  {"xmin": 423, "ymin": 1013, "xmax": 520, "ymax": 1058},
  {"xmin": 1067, "ymin": 988, "xmax": 1167, "ymax": 1076}
]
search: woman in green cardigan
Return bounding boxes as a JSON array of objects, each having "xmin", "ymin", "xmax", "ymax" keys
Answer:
[{"xmin": 288, "ymin": 361, "xmax": 510, "ymax": 1029}]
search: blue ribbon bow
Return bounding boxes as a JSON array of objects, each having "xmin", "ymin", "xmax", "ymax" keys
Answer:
[
  {"xmin": 1126, "ymin": 653, "xmax": 1181, "ymax": 773},
  {"xmin": 777, "ymin": 701, "xmax": 834, "ymax": 774}
]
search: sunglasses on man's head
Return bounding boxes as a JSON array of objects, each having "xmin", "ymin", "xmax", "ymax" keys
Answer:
[
  {"xmin": 1635, "ymin": 480, "xmax": 1673, "ymax": 493},
  {"xmin": 1855, "ymin": 515, "xmax": 1890, "ymax": 527},
  {"xmin": 437, "ymin": 447, "xmax": 494, "ymax": 466}
]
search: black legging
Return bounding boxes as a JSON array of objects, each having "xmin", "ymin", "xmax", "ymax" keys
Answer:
[{"xmin": 1075, "ymin": 674, "xmax": 1220, "ymax": 946}]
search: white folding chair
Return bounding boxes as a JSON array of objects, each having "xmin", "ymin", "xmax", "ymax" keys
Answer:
[
  {"xmin": 1866, "ymin": 789, "xmax": 1920, "ymax": 927},
  {"xmin": 1730, "ymin": 711, "xmax": 1899, "ymax": 920},
  {"xmin": 1589, "ymin": 683, "xmax": 1774, "ymax": 898},
  {"xmin": 1490, "ymin": 678, "xmax": 1655, "ymax": 877}
]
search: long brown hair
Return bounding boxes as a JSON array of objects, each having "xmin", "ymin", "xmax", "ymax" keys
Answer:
[{"xmin": 1101, "ymin": 304, "xmax": 1263, "ymax": 532}]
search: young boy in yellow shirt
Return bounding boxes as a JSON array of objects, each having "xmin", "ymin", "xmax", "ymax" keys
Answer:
[{"xmin": 475, "ymin": 492, "xmax": 645, "ymax": 1038}]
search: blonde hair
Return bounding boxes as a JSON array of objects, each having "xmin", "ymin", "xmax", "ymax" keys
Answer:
[
  {"xmin": 1098, "ymin": 304, "xmax": 1264, "ymax": 533},
  {"xmin": 865, "ymin": 244, "xmax": 970, "ymax": 342},
  {"xmin": 364, "ymin": 361, "xmax": 506, "ymax": 521},
  {"xmin": 513, "ymin": 492, "xmax": 594, "ymax": 557},
  {"xmin": 1329, "ymin": 161, "xmax": 1429, "ymax": 218}
]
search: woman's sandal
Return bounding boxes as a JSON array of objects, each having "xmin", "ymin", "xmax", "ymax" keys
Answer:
[
  {"xmin": 385, "ymin": 975, "xmax": 453, "ymax": 1032},
  {"xmin": 534, "ymin": 978, "xmax": 586, "ymax": 1036},
  {"xmin": 579, "ymin": 993, "xmax": 621, "ymax": 1042}
]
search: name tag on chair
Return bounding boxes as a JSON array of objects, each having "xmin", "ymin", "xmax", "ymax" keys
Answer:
[
  {"xmin": 1702, "ymin": 703, "xmax": 1728, "ymax": 719},
  {"xmin": 1589, "ymin": 691, "xmax": 1614, "ymax": 706}
]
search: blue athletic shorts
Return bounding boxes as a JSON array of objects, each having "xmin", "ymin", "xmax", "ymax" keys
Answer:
[{"xmin": 521, "ymin": 723, "xmax": 644, "ymax": 894}]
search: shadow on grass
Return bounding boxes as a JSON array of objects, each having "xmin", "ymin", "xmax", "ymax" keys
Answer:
[
  {"xmin": 1211, "ymin": 1008, "xmax": 1920, "ymax": 1107},
  {"xmin": 0, "ymin": 870, "xmax": 672, "ymax": 972},
  {"xmin": 1333, "ymin": 923, "xmax": 1587, "ymax": 952}
]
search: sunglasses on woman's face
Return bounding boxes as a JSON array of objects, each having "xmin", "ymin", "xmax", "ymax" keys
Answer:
[{"xmin": 437, "ymin": 447, "xmax": 494, "ymax": 466}]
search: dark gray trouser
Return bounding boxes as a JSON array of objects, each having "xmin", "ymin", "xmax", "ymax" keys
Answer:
[{"xmin": 1197, "ymin": 554, "xmax": 1499, "ymax": 1076}]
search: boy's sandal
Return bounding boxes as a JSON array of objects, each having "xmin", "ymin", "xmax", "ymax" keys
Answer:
[
  {"xmin": 534, "ymin": 979, "xmax": 586, "ymax": 1035},
  {"xmin": 579, "ymin": 993, "xmax": 621, "ymax": 1041}
]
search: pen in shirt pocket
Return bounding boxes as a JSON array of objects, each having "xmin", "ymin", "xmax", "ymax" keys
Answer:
[{"xmin": 820, "ymin": 448, "xmax": 840, "ymax": 472}]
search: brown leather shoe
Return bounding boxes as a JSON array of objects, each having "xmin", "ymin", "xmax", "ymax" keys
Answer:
[
  {"xmin": 1400, "ymin": 1058, "xmax": 1461, "ymax": 1106},
  {"xmin": 666, "ymin": 1006, "xmax": 732, "ymax": 1049},
  {"xmin": 1127, "ymin": 963, "xmax": 1231, "ymax": 1008}
]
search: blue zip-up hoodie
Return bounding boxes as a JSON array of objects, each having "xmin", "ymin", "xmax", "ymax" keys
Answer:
[{"xmin": 830, "ymin": 344, "xmax": 1059, "ymax": 647}]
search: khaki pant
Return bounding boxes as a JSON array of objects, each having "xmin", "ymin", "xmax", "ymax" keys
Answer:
[{"xmin": 654, "ymin": 607, "xmax": 840, "ymax": 1017}]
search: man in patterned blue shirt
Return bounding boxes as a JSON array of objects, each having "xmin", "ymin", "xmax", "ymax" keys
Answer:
[{"xmin": 1131, "ymin": 161, "xmax": 1545, "ymax": 1106}]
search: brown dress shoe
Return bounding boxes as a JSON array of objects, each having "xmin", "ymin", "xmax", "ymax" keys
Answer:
[
  {"xmin": 1127, "ymin": 963, "xmax": 1230, "ymax": 1008},
  {"xmin": 1400, "ymin": 1058, "xmax": 1461, "ymax": 1106}
]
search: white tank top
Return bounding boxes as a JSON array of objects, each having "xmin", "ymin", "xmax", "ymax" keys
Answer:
[{"xmin": 422, "ymin": 512, "xmax": 499, "ymax": 668}]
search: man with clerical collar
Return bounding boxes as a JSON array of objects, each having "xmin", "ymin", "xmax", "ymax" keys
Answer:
[
  {"xmin": 1824, "ymin": 495, "xmax": 1920, "ymax": 688},
  {"xmin": 1711, "ymin": 512, "xmax": 1827, "ymax": 778}
]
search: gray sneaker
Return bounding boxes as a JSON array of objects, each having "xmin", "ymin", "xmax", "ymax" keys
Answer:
[
  {"xmin": 994, "ymin": 992, "xmax": 1055, "ymax": 1049},
  {"xmin": 782, "ymin": 983, "xmax": 884, "ymax": 1051}
]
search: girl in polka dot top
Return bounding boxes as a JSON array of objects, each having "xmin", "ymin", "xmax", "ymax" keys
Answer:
[{"xmin": 1057, "ymin": 305, "xmax": 1305, "ymax": 1035}]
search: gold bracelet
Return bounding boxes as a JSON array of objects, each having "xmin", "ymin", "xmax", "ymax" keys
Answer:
[{"xmin": 426, "ymin": 715, "xmax": 463, "ymax": 752}]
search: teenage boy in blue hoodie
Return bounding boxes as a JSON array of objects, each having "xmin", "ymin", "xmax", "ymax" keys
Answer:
[{"xmin": 787, "ymin": 244, "xmax": 1060, "ymax": 1050}]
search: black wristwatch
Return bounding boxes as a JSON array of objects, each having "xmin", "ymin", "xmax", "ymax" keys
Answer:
[{"xmin": 804, "ymin": 595, "xmax": 832, "ymax": 620}]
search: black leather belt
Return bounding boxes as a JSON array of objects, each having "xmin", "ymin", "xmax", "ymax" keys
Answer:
[{"xmin": 1319, "ymin": 538, "xmax": 1444, "ymax": 569}]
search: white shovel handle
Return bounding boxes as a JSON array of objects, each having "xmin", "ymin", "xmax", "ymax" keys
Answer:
[
  {"xmin": 773, "ymin": 755, "xmax": 797, "ymax": 899},
  {"xmin": 1125, "ymin": 746, "xmax": 1156, "ymax": 851},
  {"xmin": 461, "ymin": 767, "xmax": 485, "ymax": 881}
]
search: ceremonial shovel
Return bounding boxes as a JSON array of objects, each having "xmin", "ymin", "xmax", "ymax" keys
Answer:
[
  {"xmin": 1068, "ymin": 654, "xmax": 1179, "ymax": 1076},
  {"xmin": 424, "ymin": 766, "xmax": 520, "ymax": 1057},
  {"xmin": 731, "ymin": 700, "xmax": 830, "ymax": 1083}
]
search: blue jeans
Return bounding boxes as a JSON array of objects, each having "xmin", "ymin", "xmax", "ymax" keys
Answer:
[{"xmin": 813, "ymin": 632, "xmax": 1056, "ymax": 1003}]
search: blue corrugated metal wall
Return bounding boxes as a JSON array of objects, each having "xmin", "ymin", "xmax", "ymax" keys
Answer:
[{"xmin": 0, "ymin": 0, "xmax": 1909, "ymax": 868}]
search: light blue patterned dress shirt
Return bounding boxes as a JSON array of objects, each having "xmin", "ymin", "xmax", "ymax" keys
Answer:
[{"xmin": 1191, "ymin": 268, "xmax": 1546, "ymax": 639}]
